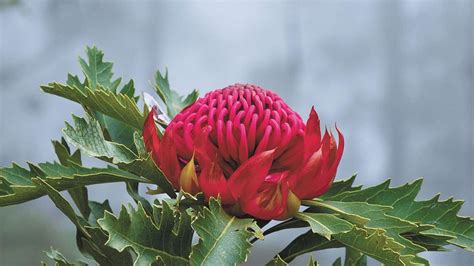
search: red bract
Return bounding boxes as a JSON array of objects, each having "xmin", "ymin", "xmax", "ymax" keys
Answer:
[{"xmin": 143, "ymin": 84, "xmax": 344, "ymax": 220}]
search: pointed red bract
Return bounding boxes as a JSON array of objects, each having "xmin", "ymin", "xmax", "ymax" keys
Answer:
[
  {"xmin": 143, "ymin": 108, "xmax": 161, "ymax": 165},
  {"xmin": 288, "ymin": 149, "xmax": 324, "ymax": 199},
  {"xmin": 311, "ymin": 126, "xmax": 345, "ymax": 197},
  {"xmin": 157, "ymin": 130, "xmax": 181, "ymax": 188},
  {"xmin": 240, "ymin": 173, "xmax": 289, "ymax": 220},
  {"xmin": 304, "ymin": 106, "xmax": 321, "ymax": 159},
  {"xmin": 227, "ymin": 149, "xmax": 275, "ymax": 201}
]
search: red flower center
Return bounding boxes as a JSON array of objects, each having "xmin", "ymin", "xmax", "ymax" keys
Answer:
[{"xmin": 168, "ymin": 84, "xmax": 305, "ymax": 176}]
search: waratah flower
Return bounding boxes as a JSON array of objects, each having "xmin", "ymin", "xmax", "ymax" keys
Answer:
[{"xmin": 143, "ymin": 84, "xmax": 344, "ymax": 220}]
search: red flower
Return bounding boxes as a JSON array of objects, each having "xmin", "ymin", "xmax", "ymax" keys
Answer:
[{"xmin": 143, "ymin": 84, "xmax": 344, "ymax": 220}]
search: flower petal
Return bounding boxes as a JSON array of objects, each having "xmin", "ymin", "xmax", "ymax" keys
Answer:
[
  {"xmin": 304, "ymin": 106, "xmax": 321, "ymax": 159},
  {"xmin": 195, "ymin": 128, "xmax": 235, "ymax": 205},
  {"xmin": 196, "ymin": 152, "xmax": 235, "ymax": 205},
  {"xmin": 239, "ymin": 173, "xmax": 290, "ymax": 220},
  {"xmin": 273, "ymin": 133, "xmax": 304, "ymax": 172},
  {"xmin": 143, "ymin": 108, "xmax": 161, "ymax": 165},
  {"xmin": 227, "ymin": 149, "xmax": 275, "ymax": 201},
  {"xmin": 288, "ymin": 149, "xmax": 324, "ymax": 199},
  {"xmin": 157, "ymin": 129, "xmax": 181, "ymax": 188},
  {"xmin": 312, "ymin": 126, "xmax": 345, "ymax": 197}
]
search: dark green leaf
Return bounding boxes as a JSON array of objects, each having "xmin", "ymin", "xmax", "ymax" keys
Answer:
[
  {"xmin": 0, "ymin": 161, "xmax": 148, "ymax": 206},
  {"xmin": 295, "ymin": 212, "xmax": 353, "ymax": 240},
  {"xmin": 320, "ymin": 174, "xmax": 361, "ymax": 200},
  {"xmin": 98, "ymin": 202, "xmax": 193, "ymax": 266},
  {"xmin": 303, "ymin": 200, "xmax": 427, "ymax": 260},
  {"xmin": 344, "ymin": 248, "xmax": 366, "ymax": 266},
  {"xmin": 327, "ymin": 178, "xmax": 474, "ymax": 252},
  {"xmin": 45, "ymin": 247, "xmax": 87, "ymax": 266},
  {"xmin": 78, "ymin": 46, "xmax": 121, "ymax": 92},
  {"xmin": 190, "ymin": 198, "xmax": 262, "ymax": 266},
  {"xmin": 277, "ymin": 230, "xmax": 341, "ymax": 263},
  {"xmin": 126, "ymin": 181, "xmax": 153, "ymax": 216},
  {"xmin": 154, "ymin": 69, "xmax": 198, "ymax": 118},
  {"xmin": 333, "ymin": 227, "xmax": 418, "ymax": 266},
  {"xmin": 42, "ymin": 83, "xmax": 145, "ymax": 130},
  {"xmin": 33, "ymin": 178, "xmax": 90, "ymax": 238},
  {"xmin": 62, "ymin": 115, "xmax": 175, "ymax": 197}
]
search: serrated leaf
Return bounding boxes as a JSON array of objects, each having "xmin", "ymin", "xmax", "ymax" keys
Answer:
[
  {"xmin": 78, "ymin": 226, "xmax": 134, "ymax": 266},
  {"xmin": 0, "ymin": 161, "xmax": 148, "ymax": 206},
  {"xmin": 277, "ymin": 230, "xmax": 341, "ymax": 263},
  {"xmin": 295, "ymin": 212, "xmax": 353, "ymax": 240},
  {"xmin": 87, "ymin": 200, "xmax": 112, "ymax": 226},
  {"xmin": 33, "ymin": 178, "xmax": 90, "ymax": 238},
  {"xmin": 78, "ymin": 46, "xmax": 121, "ymax": 92},
  {"xmin": 45, "ymin": 247, "xmax": 87, "ymax": 266},
  {"xmin": 327, "ymin": 178, "xmax": 474, "ymax": 252},
  {"xmin": 333, "ymin": 227, "xmax": 419, "ymax": 266},
  {"xmin": 42, "ymin": 82, "xmax": 145, "ymax": 130},
  {"xmin": 303, "ymin": 200, "xmax": 427, "ymax": 261},
  {"xmin": 126, "ymin": 181, "xmax": 153, "ymax": 215},
  {"xmin": 320, "ymin": 174, "xmax": 361, "ymax": 199},
  {"xmin": 52, "ymin": 139, "xmax": 90, "ymax": 218},
  {"xmin": 190, "ymin": 198, "xmax": 262, "ymax": 266},
  {"xmin": 37, "ymin": 176, "xmax": 133, "ymax": 265},
  {"xmin": 98, "ymin": 202, "xmax": 193, "ymax": 266},
  {"xmin": 344, "ymin": 248, "xmax": 367, "ymax": 266},
  {"xmin": 154, "ymin": 69, "xmax": 198, "ymax": 118},
  {"xmin": 62, "ymin": 115, "xmax": 175, "ymax": 197}
]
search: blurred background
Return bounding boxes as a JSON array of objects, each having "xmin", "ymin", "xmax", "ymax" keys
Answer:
[{"xmin": 0, "ymin": 0, "xmax": 473, "ymax": 265}]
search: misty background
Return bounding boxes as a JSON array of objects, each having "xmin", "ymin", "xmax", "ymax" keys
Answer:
[{"xmin": 0, "ymin": 0, "xmax": 473, "ymax": 265}]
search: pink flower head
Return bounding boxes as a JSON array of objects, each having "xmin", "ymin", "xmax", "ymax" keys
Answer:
[{"xmin": 143, "ymin": 84, "xmax": 344, "ymax": 220}]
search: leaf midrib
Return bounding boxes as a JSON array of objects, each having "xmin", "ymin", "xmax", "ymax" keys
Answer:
[{"xmin": 200, "ymin": 216, "xmax": 236, "ymax": 265}]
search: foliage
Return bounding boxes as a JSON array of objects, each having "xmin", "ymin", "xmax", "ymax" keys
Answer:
[{"xmin": 1, "ymin": 46, "xmax": 472, "ymax": 266}]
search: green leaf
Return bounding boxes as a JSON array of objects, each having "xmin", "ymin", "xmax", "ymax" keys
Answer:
[
  {"xmin": 98, "ymin": 202, "xmax": 193, "ymax": 266},
  {"xmin": 333, "ymin": 227, "xmax": 419, "ymax": 266},
  {"xmin": 0, "ymin": 161, "xmax": 148, "ymax": 206},
  {"xmin": 190, "ymin": 198, "xmax": 262, "ymax": 266},
  {"xmin": 41, "ymin": 82, "xmax": 145, "ymax": 130},
  {"xmin": 320, "ymin": 174, "xmax": 361, "ymax": 200},
  {"xmin": 277, "ymin": 230, "xmax": 341, "ymax": 263},
  {"xmin": 344, "ymin": 248, "xmax": 367, "ymax": 266},
  {"xmin": 36, "ymin": 175, "xmax": 133, "ymax": 265},
  {"xmin": 120, "ymin": 79, "xmax": 139, "ymax": 101},
  {"xmin": 45, "ymin": 247, "xmax": 87, "ymax": 266},
  {"xmin": 154, "ymin": 69, "xmax": 198, "ymax": 118},
  {"xmin": 52, "ymin": 139, "xmax": 90, "ymax": 218},
  {"xmin": 295, "ymin": 212, "xmax": 353, "ymax": 240},
  {"xmin": 63, "ymin": 115, "xmax": 137, "ymax": 163},
  {"xmin": 327, "ymin": 178, "xmax": 474, "ymax": 252},
  {"xmin": 78, "ymin": 46, "xmax": 121, "ymax": 92},
  {"xmin": 303, "ymin": 200, "xmax": 427, "ymax": 262},
  {"xmin": 76, "ymin": 200, "xmax": 134, "ymax": 265},
  {"xmin": 87, "ymin": 200, "xmax": 112, "ymax": 226},
  {"xmin": 126, "ymin": 181, "xmax": 153, "ymax": 215},
  {"xmin": 332, "ymin": 257, "xmax": 342, "ymax": 266},
  {"xmin": 62, "ymin": 115, "xmax": 175, "ymax": 197},
  {"xmin": 33, "ymin": 178, "xmax": 90, "ymax": 238}
]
